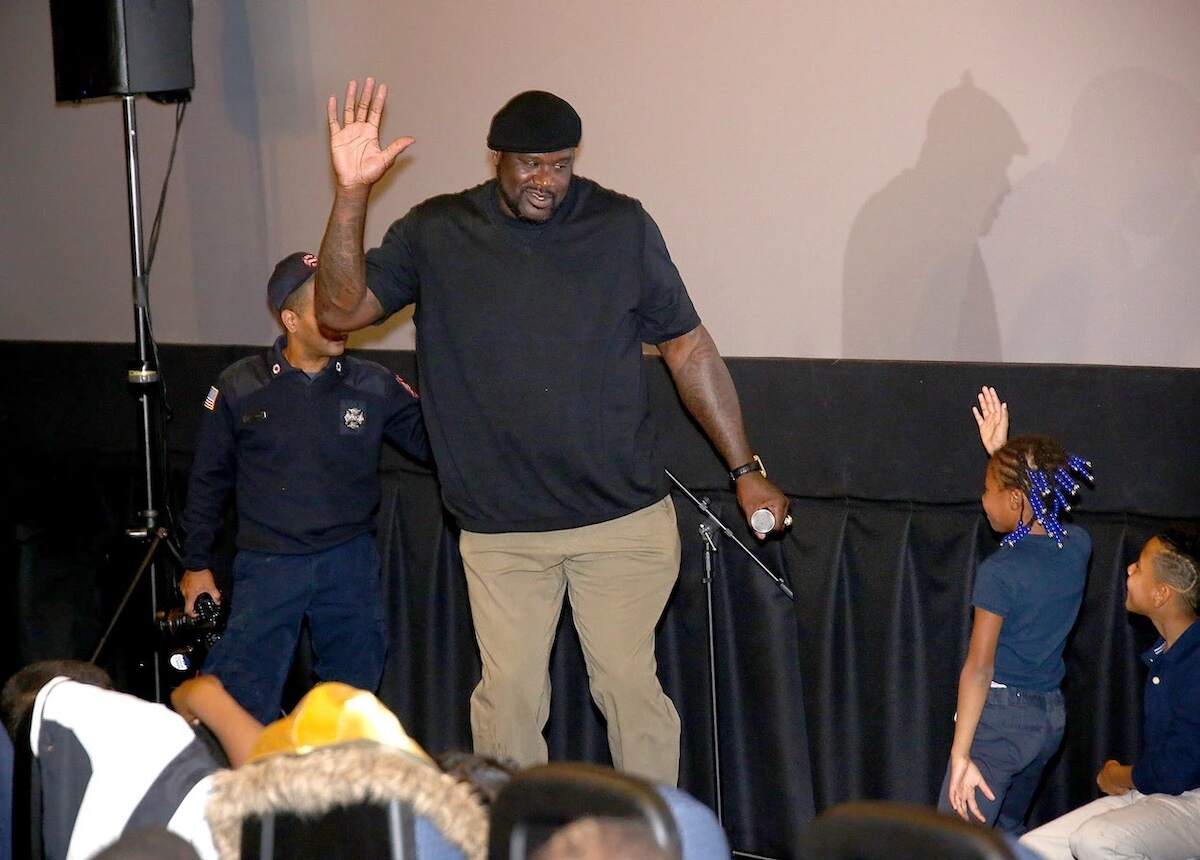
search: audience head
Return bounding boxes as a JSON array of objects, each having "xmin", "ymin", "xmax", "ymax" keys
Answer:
[
  {"xmin": 0, "ymin": 659, "xmax": 113, "ymax": 738},
  {"xmin": 91, "ymin": 827, "xmax": 201, "ymax": 860},
  {"xmin": 532, "ymin": 817, "xmax": 669, "ymax": 860},
  {"xmin": 434, "ymin": 750, "xmax": 519, "ymax": 806},
  {"xmin": 249, "ymin": 681, "xmax": 429, "ymax": 763}
]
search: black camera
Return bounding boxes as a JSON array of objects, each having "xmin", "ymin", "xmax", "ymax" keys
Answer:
[
  {"xmin": 156, "ymin": 592, "xmax": 222, "ymax": 636},
  {"xmin": 156, "ymin": 592, "xmax": 224, "ymax": 671}
]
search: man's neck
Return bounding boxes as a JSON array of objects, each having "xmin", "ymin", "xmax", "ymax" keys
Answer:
[{"xmin": 282, "ymin": 342, "xmax": 331, "ymax": 375}]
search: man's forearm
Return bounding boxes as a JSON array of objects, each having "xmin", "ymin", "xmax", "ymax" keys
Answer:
[
  {"xmin": 316, "ymin": 186, "xmax": 371, "ymax": 325},
  {"xmin": 663, "ymin": 329, "xmax": 752, "ymax": 469}
]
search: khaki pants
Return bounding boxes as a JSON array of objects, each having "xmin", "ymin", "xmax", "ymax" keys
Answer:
[
  {"xmin": 1019, "ymin": 788, "xmax": 1200, "ymax": 860},
  {"xmin": 460, "ymin": 495, "xmax": 682, "ymax": 785}
]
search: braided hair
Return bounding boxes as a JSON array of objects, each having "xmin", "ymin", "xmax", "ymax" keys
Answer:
[
  {"xmin": 1154, "ymin": 528, "xmax": 1200, "ymax": 615},
  {"xmin": 990, "ymin": 434, "xmax": 1093, "ymax": 548}
]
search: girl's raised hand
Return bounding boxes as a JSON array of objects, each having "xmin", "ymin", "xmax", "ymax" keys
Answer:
[{"xmin": 972, "ymin": 386, "xmax": 1008, "ymax": 456}]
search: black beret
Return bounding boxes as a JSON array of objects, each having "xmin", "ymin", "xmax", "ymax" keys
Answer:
[
  {"xmin": 268, "ymin": 251, "xmax": 319, "ymax": 312},
  {"xmin": 487, "ymin": 90, "xmax": 581, "ymax": 153}
]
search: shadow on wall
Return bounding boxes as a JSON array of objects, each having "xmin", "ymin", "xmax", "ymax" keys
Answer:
[
  {"xmin": 980, "ymin": 67, "xmax": 1200, "ymax": 368},
  {"xmin": 842, "ymin": 73, "xmax": 1025, "ymax": 362},
  {"xmin": 182, "ymin": 0, "xmax": 272, "ymax": 341}
]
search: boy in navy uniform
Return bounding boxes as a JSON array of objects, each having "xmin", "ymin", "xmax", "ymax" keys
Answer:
[
  {"xmin": 179, "ymin": 252, "xmax": 430, "ymax": 722},
  {"xmin": 1020, "ymin": 531, "xmax": 1200, "ymax": 859}
]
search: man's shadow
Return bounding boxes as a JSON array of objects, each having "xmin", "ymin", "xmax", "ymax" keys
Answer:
[
  {"xmin": 842, "ymin": 73, "xmax": 1025, "ymax": 361},
  {"xmin": 979, "ymin": 67, "xmax": 1200, "ymax": 367}
]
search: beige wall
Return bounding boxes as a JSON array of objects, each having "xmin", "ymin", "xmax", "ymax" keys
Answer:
[{"xmin": 3, "ymin": 1, "xmax": 1198, "ymax": 365}]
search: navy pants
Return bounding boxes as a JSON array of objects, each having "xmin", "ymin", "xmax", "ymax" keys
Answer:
[
  {"xmin": 203, "ymin": 533, "xmax": 388, "ymax": 724},
  {"xmin": 938, "ymin": 686, "xmax": 1066, "ymax": 836}
]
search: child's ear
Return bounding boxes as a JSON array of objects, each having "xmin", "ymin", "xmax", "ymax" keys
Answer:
[
  {"xmin": 281, "ymin": 310, "xmax": 298, "ymax": 332},
  {"xmin": 1009, "ymin": 489, "xmax": 1023, "ymax": 510},
  {"xmin": 1152, "ymin": 580, "xmax": 1176, "ymax": 610}
]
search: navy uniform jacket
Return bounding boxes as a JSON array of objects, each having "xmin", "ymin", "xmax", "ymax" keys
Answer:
[
  {"xmin": 181, "ymin": 336, "xmax": 430, "ymax": 570},
  {"xmin": 1133, "ymin": 617, "xmax": 1200, "ymax": 795}
]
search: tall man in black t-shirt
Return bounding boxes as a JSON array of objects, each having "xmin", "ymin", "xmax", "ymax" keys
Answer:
[{"xmin": 313, "ymin": 79, "xmax": 789, "ymax": 785}]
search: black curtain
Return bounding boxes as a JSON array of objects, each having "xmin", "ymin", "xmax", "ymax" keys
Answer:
[{"xmin": 2, "ymin": 342, "xmax": 1197, "ymax": 859}]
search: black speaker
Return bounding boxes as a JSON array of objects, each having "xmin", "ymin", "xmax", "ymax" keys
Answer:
[{"xmin": 49, "ymin": 0, "xmax": 194, "ymax": 102}]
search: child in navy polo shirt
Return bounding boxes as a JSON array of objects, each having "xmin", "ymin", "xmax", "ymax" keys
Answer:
[
  {"xmin": 1020, "ymin": 530, "xmax": 1200, "ymax": 859},
  {"xmin": 938, "ymin": 387, "xmax": 1093, "ymax": 835}
]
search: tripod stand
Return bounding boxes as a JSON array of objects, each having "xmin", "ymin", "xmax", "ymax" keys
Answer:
[
  {"xmin": 89, "ymin": 95, "xmax": 177, "ymax": 702},
  {"xmin": 665, "ymin": 469, "xmax": 793, "ymax": 858}
]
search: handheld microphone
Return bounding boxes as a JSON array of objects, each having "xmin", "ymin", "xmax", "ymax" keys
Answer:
[{"xmin": 751, "ymin": 509, "xmax": 794, "ymax": 533}]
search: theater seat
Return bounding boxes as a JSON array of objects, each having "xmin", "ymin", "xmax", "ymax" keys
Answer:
[
  {"xmin": 487, "ymin": 763, "xmax": 693, "ymax": 860},
  {"xmin": 205, "ymin": 740, "xmax": 488, "ymax": 860},
  {"xmin": 799, "ymin": 801, "xmax": 1017, "ymax": 860}
]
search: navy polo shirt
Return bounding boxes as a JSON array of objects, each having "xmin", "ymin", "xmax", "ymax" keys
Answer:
[
  {"xmin": 182, "ymin": 336, "xmax": 430, "ymax": 569},
  {"xmin": 972, "ymin": 530, "xmax": 1092, "ymax": 692},
  {"xmin": 1133, "ymin": 618, "xmax": 1200, "ymax": 795}
]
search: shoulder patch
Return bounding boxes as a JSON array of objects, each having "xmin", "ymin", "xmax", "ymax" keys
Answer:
[
  {"xmin": 221, "ymin": 354, "xmax": 273, "ymax": 400},
  {"xmin": 204, "ymin": 386, "xmax": 219, "ymax": 411},
  {"xmin": 394, "ymin": 374, "xmax": 418, "ymax": 399}
]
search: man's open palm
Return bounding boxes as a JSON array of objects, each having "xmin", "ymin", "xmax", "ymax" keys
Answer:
[{"xmin": 327, "ymin": 77, "xmax": 414, "ymax": 189}]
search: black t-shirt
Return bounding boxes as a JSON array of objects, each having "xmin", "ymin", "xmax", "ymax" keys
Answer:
[{"xmin": 366, "ymin": 176, "xmax": 700, "ymax": 532}]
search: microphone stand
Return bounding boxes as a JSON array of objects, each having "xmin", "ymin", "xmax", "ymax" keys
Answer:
[
  {"xmin": 664, "ymin": 469, "xmax": 793, "ymax": 600},
  {"xmin": 698, "ymin": 523, "xmax": 723, "ymax": 826},
  {"xmin": 664, "ymin": 468, "xmax": 793, "ymax": 856}
]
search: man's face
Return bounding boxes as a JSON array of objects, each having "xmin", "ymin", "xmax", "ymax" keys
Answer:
[
  {"xmin": 495, "ymin": 148, "xmax": 575, "ymax": 223},
  {"xmin": 283, "ymin": 281, "xmax": 347, "ymax": 358}
]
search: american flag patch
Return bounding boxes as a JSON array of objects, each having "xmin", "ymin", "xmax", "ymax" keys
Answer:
[{"xmin": 204, "ymin": 386, "xmax": 219, "ymax": 411}]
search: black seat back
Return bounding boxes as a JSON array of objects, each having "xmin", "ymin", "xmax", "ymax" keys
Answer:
[
  {"xmin": 800, "ymin": 801, "xmax": 1017, "ymax": 860},
  {"xmin": 488, "ymin": 762, "xmax": 681, "ymax": 860},
  {"xmin": 206, "ymin": 742, "xmax": 487, "ymax": 860},
  {"xmin": 241, "ymin": 800, "xmax": 417, "ymax": 860}
]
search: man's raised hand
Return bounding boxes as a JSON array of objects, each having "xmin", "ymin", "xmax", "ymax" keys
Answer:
[{"xmin": 327, "ymin": 78, "xmax": 414, "ymax": 190}]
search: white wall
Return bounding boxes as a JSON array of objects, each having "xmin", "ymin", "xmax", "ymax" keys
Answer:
[{"xmin": 3, "ymin": 1, "xmax": 1198, "ymax": 365}]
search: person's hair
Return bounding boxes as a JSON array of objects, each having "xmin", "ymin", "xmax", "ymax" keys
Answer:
[
  {"xmin": 280, "ymin": 278, "xmax": 313, "ymax": 317},
  {"xmin": 91, "ymin": 827, "xmax": 201, "ymax": 860},
  {"xmin": 434, "ymin": 749, "xmax": 519, "ymax": 806},
  {"xmin": 532, "ymin": 817, "xmax": 668, "ymax": 860},
  {"xmin": 990, "ymin": 435, "xmax": 1069, "ymax": 495},
  {"xmin": 0, "ymin": 659, "xmax": 113, "ymax": 739},
  {"xmin": 1153, "ymin": 527, "xmax": 1200, "ymax": 614},
  {"xmin": 989, "ymin": 434, "xmax": 1093, "ymax": 546}
]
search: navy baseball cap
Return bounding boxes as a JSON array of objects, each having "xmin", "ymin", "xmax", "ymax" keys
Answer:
[{"xmin": 268, "ymin": 252, "xmax": 319, "ymax": 312}]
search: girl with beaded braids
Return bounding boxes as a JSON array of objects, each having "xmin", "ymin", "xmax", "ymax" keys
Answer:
[{"xmin": 939, "ymin": 386, "xmax": 1094, "ymax": 835}]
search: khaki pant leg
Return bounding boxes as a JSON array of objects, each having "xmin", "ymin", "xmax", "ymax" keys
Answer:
[
  {"xmin": 1020, "ymin": 794, "xmax": 1136, "ymax": 860},
  {"xmin": 460, "ymin": 530, "xmax": 567, "ymax": 767},
  {"xmin": 562, "ymin": 495, "xmax": 682, "ymax": 786},
  {"xmin": 1069, "ymin": 789, "xmax": 1200, "ymax": 860}
]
